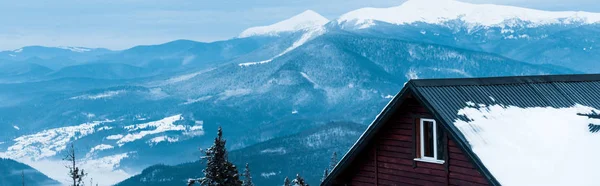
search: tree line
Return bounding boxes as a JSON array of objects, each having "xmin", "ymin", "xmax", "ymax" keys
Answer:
[
  {"xmin": 57, "ymin": 126, "xmax": 338, "ymax": 186},
  {"xmin": 188, "ymin": 127, "xmax": 338, "ymax": 186}
]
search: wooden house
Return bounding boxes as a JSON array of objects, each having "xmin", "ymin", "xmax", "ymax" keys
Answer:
[{"xmin": 322, "ymin": 74, "xmax": 600, "ymax": 186}]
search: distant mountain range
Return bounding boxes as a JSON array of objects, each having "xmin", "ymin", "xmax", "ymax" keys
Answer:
[{"xmin": 0, "ymin": 0, "xmax": 597, "ymax": 185}]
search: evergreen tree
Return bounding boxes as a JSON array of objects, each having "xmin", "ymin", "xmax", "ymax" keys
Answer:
[
  {"xmin": 63, "ymin": 143, "xmax": 87, "ymax": 186},
  {"xmin": 329, "ymin": 152, "xmax": 338, "ymax": 171},
  {"xmin": 283, "ymin": 177, "xmax": 291, "ymax": 186},
  {"xmin": 292, "ymin": 174, "xmax": 308, "ymax": 186},
  {"xmin": 242, "ymin": 163, "xmax": 254, "ymax": 186},
  {"xmin": 321, "ymin": 169, "xmax": 329, "ymax": 183},
  {"xmin": 321, "ymin": 151, "xmax": 337, "ymax": 183},
  {"xmin": 188, "ymin": 127, "xmax": 242, "ymax": 186},
  {"xmin": 21, "ymin": 170, "xmax": 24, "ymax": 186}
]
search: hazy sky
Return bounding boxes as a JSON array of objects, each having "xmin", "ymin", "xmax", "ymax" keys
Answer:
[{"xmin": 0, "ymin": 0, "xmax": 598, "ymax": 50}]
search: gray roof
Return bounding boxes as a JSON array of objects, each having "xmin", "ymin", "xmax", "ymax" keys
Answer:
[
  {"xmin": 323, "ymin": 74, "xmax": 600, "ymax": 186},
  {"xmin": 413, "ymin": 74, "xmax": 600, "ymax": 144}
]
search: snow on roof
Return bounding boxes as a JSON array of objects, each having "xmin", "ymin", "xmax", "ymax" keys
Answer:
[
  {"xmin": 337, "ymin": 0, "xmax": 600, "ymax": 29},
  {"xmin": 454, "ymin": 103, "xmax": 600, "ymax": 186},
  {"xmin": 239, "ymin": 10, "xmax": 329, "ymax": 38}
]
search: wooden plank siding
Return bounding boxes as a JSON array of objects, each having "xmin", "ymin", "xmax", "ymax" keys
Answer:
[{"xmin": 333, "ymin": 98, "xmax": 490, "ymax": 186}]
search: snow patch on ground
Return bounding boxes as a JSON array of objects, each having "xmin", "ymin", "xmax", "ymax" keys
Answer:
[
  {"xmin": 106, "ymin": 134, "xmax": 124, "ymax": 140},
  {"xmin": 70, "ymin": 90, "xmax": 125, "ymax": 100},
  {"xmin": 238, "ymin": 59, "xmax": 273, "ymax": 67},
  {"xmin": 260, "ymin": 147, "xmax": 287, "ymax": 154},
  {"xmin": 300, "ymin": 72, "xmax": 319, "ymax": 89},
  {"xmin": 260, "ymin": 172, "xmax": 277, "ymax": 178},
  {"xmin": 0, "ymin": 119, "xmax": 115, "ymax": 160},
  {"xmin": 13, "ymin": 125, "xmax": 19, "ymax": 130},
  {"xmin": 89, "ymin": 144, "xmax": 114, "ymax": 154},
  {"xmin": 454, "ymin": 103, "xmax": 600, "ymax": 186},
  {"xmin": 182, "ymin": 96, "xmax": 213, "ymax": 105},
  {"xmin": 148, "ymin": 136, "xmax": 179, "ymax": 146},
  {"xmin": 117, "ymin": 115, "xmax": 204, "ymax": 146}
]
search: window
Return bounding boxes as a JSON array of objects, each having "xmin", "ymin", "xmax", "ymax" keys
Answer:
[{"xmin": 415, "ymin": 118, "xmax": 445, "ymax": 164}]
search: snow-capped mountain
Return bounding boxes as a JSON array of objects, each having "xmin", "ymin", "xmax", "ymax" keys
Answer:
[
  {"xmin": 330, "ymin": 0, "xmax": 600, "ymax": 73},
  {"xmin": 239, "ymin": 10, "xmax": 329, "ymax": 38},
  {"xmin": 336, "ymin": 0, "xmax": 600, "ymax": 29}
]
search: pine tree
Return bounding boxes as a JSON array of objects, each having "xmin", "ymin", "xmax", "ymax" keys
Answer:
[
  {"xmin": 329, "ymin": 152, "xmax": 338, "ymax": 171},
  {"xmin": 283, "ymin": 177, "xmax": 291, "ymax": 186},
  {"xmin": 292, "ymin": 174, "xmax": 308, "ymax": 186},
  {"xmin": 322, "ymin": 151, "xmax": 337, "ymax": 183},
  {"xmin": 321, "ymin": 169, "xmax": 329, "ymax": 183},
  {"xmin": 21, "ymin": 170, "xmax": 25, "ymax": 186},
  {"xmin": 63, "ymin": 143, "xmax": 87, "ymax": 186},
  {"xmin": 188, "ymin": 127, "xmax": 242, "ymax": 186},
  {"xmin": 242, "ymin": 163, "xmax": 254, "ymax": 186}
]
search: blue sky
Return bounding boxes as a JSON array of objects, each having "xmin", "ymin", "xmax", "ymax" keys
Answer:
[{"xmin": 0, "ymin": 0, "xmax": 598, "ymax": 50}]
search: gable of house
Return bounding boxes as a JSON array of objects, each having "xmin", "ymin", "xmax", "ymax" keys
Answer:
[
  {"xmin": 325, "ymin": 74, "xmax": 600, "ymax": 186},
  {"xmin": 329, "ymin": 93, "xmax": 490, "ymax": 186}
]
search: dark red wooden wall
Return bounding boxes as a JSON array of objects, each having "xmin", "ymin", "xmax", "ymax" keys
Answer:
[{"xmin": 331, "ymin": 96, "xmax": 490, "ymax": 186}]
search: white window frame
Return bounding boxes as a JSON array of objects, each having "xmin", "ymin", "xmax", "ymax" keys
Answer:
[{"xmin": 414, "ymin": 118, "xmax": 445, "ymax": 164}]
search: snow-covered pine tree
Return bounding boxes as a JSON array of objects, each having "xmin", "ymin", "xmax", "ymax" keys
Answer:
[
  {"xmin": 292, "ymin": 174, "xmax": 308, "ymax": 186},
  {"xmin": 321, "ymin": 151, "xmax": 337, "ymax": 183},
  {"xmin": 188, "ymin": 127, "xmax": 242, "ymax": 186},
  {"xmin": 242, "ymin": 163, "xmax": 254, "ymax": 186},
  {"xmin": 283, "ymin": 177, "xmax": 291, "ymax": 186},
  {"xmin": 321, "ymin": 169, "xmax": 329, "ymax": 183},
  {"xmin": 63, "ymin": 143, "xmax": 87, "ymax": 186},
  {"xmin": 329, "ymin": 152, "xmax": 337, "ymax": 171}
]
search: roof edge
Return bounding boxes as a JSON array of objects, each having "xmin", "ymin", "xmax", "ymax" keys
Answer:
[
  {"xmin": 322, "ymin": 85, "xmax": 412, "ymax": 185},
  {"xmin": 411, "ymin": 73, "xmax": 600, "ymax": 87}
]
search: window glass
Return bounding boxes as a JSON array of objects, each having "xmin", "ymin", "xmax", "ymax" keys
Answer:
[{"xmin": 423, "ymin": 120, "xmax": 434, "ymax": 158}]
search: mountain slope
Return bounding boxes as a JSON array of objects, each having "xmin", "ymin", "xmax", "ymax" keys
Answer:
[
  {"xmin": 0, "ymin": 32, "xmax": 577, "ymax": 185},
  {"xmin": 239, "ymin": 10, "xmax": 329, "ymax": 38},
  {"xmin": 0, "ymin": 158, "xmax": 60, "ymax": 186},
  {"xmin": 331, "ymin": 0, "xmax": 600, "ymax": 73},
  {"xmin": 116, "ymin": 122, "xmax": 364, "ymax": 186},
  {"xmin": 48, "ymin": 63, "xmax": 155, "ymax": 79}
]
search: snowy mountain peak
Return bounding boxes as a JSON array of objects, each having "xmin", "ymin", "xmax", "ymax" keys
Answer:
[
  {"xmin": 337, "ymin": 0, "xmax": 600, "ymax": 29},
  {"xmin": 239, "ymin": 10, "xmax": 329, "ymax": 38}
]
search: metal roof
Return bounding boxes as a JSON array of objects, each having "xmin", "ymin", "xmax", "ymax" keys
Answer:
[
  {"xmin": 412, "ymin": 74, "xmax": 600, "ymax": 145},
  {"xmin": 323, "ymin": 74, "xmax": 600, "ymax": 186}
]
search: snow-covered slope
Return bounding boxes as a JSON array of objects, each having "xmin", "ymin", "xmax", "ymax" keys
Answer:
[
  {"xmin": 337, "ymin": 0, "xmax": 600, "ymax": 29},
  {"xmin": 239, "ymin": 10, "xmax": 329, "ymax": 38}
]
